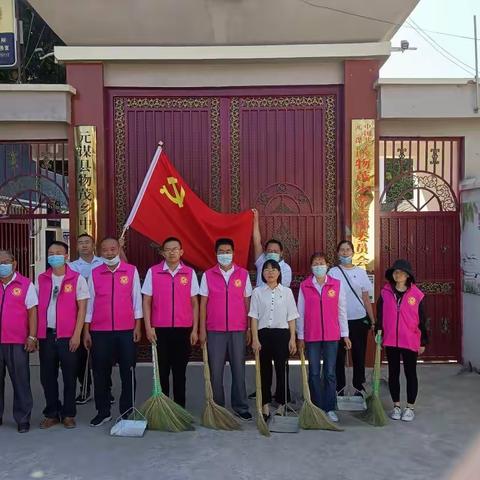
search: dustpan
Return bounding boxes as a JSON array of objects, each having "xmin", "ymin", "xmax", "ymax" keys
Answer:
[
  {"xmin": 268, "ymin": 360, "xmax": 299, "ymax": 434},
  {"xmin": 336, "ymin": 349, "xmax": 367, "ymax": 412},
  {"xmin": 111, "ymin": 367, "xmax": 147, "ymax": 437}
]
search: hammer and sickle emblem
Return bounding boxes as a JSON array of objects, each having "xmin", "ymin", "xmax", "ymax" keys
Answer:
[{"xmin": 160, "ymin": 177, "xmax": 185, "ymax": 208}]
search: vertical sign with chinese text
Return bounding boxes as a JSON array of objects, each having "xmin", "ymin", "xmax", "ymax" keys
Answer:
[
  {"xmin": 351, "ymin": 119, "xmax": 375, "ymax": 271},
  {"xmin": 0, "ymin": 0, "xmax": 17, "ymax": 68},
  {"xmin": 74, "ymin": 126, "xmax": 97, "ymax": 238}
]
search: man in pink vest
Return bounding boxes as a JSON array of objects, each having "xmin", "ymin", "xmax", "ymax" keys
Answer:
[
  {"xmin": 142, "ymin": 237, "xmax": 199, "ymax": 407},
  {"xmin": 0, "ymin": 249, "xmax": 38, "ymax": 433},
  {"xmin": 199, "ymin": 238, "xmax": 252, "ymax": 421},
  {"xmin": 37, "ymin": 241, "xmax": 89, "ymax": 430},
  {"xmin": 84, "ymin": 237, "xmax": 143, "ymax": 427}
]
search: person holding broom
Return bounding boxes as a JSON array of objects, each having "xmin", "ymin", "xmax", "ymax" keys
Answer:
[
  {"xmin": 296, "ymin": 252, "xmax": 351, "ymax": 423},
  {"xmin": 249, "ymin": 259, "xmax": 298, "ymax": 421},
  {"xmin": 376, "ymin": 259, "xmax": 428, "ymax": 422},
  {"xmin": 142, "ymin": 237, "xmax": 199, "ymax": 408},
  {"xmin": 83, "ymin": 237, "xmax": 143, "ymax": 427},
  {"xmin": 199, "ymin": 238, "xmax": 253, "ymax": 421}
]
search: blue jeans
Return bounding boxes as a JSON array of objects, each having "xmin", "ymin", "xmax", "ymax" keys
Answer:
[{"xmin": 306, "ymin": 341, "xmax": 338, "ymax": 412}]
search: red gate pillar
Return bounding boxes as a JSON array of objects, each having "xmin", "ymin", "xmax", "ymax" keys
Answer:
[{"xmin": 66, "ymin": 63, "xmax": 107, "ymax": 252}]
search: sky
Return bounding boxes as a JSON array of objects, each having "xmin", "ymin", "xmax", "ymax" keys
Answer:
[{"xmin": 381, "ymin": 0, "xmax": 480, "ymax": 78}]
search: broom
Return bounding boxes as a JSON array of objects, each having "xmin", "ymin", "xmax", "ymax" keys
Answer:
[
  {"xmin": 254, "ymin": 349, "xmax": 270, "ymax": 437},
  {"xmin": 298, "ymin": 348, "xmax": 342, "ymax": 431},
  {"xmin": 201, "ymin": 343, "xmax": 241, "ymax": 430},
  {"xmin": 138, "ymin": 343, "xmax": 195, "ymax": 431},
  {"xmin": 363, "ymin": 331, "xmax": 388, "ymax": 427}
]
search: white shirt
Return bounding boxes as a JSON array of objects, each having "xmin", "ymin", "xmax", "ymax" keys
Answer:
[
  {"xmin": 2, "ymin": 273, "xmax": 38, "ymax": 309},
  {"xmin": 141, "ymin": 263, "xmax": 200, "ymax": 297},
  {"xmin": 199, "ymin": 266, "xmax": 252, "ymax": 297},
  {"xmin": 69, "ymin": 255, "xmax": 104, "ymax": 279},
  {"xmin": 328, "ymin": 266, "xmax": 371, "ymax": 320},
  {"xmin": 35, "ymin": 274, "xmax": 90, "ymax": 329},
  {"xmin": 255, "ymin": 253, "xmax": 292, "ymax": 288},
  {"xmin": 85, "ymin": 262, "xmax": 143, "ymax": 323},
  {"xmin": 296, "ymin": 275, "xmax": 348, "ymax": 340},
  {"xmin": 249, "ymin": 284, "xmax": 299, "ymax": 330}
]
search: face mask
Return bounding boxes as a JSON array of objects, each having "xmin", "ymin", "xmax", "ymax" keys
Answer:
[
  {"xmin": 103, "ymin": 255, "xmax": 120, "ymax": 267},
  {"xmin": 312, "ymin": 265, "xmax": 328, "ymax": 277},
  {"xmin": 339, "ymin": 255, "xmax": 353, "ymax": 265},
  {"xmin": 0, "ymin": 263, "xmax": 13, "ymax": 278},
  {"xmin": 48, "ymin": 255, "xmax": 66, "ymax": 268},
  {"xmin": 217, "ymin": 253, "xmax": 233, "ymax": 266},
  {"xmin": 265, "ymin": 252, "xmax": 281, "ymax": 262}
]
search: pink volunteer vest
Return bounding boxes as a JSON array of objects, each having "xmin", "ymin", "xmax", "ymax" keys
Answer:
[
  {"xmin": 205, "ymin": 264, "xmax": 248, "ymax": 332},
  {"xmin": 0, "ymin": 273, "xmax": 31, "ymax": 344},
  {"xmin": 300, "ymin": 275, "xmax": 341, "ymax": 342},
  {"xmin": 38, "ymin": 265, "xmax": 80, "ymax": 339},
  {"xmin": 150, "ymin": 262, "xmax": 194, "ymax": 328},
  {"xmin": 381, "ymin": 283, "xmax": 424, "ymax": 352},
  {"xmin": 90, "ymin": 262, "xmax": 136, "ymax": 331}
]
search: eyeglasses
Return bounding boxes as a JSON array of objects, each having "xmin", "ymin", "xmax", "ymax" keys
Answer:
[{"xmin": 163, "ymin": 247, "xmax": 181, "ymax": 254}]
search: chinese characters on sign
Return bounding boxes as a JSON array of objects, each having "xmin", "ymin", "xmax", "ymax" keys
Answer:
[
  {"xmin": 74, "ymin": 126, "xmax": 97, "ymax": 237},
  {"xmin": 0, "ymin": 0, "xmax": 17, "ymax": 68},
  {"xmin": 351, "ymin": 119, "xmax": 375, "ymax": 271}
]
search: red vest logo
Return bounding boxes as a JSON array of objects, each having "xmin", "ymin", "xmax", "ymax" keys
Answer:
[
  {"xmin": 119, "ymin": 276, "xmax": 129, "ymax": 285},
  {"xmin": 11, "ymin": 287, "xmax": 22, "ymax": 297},
  {"xmin": 327, "ymin": 288, "xmax": 336, "ymax": 298},
  {"xmin": 64, "ymin": 284, "xmax": 73, "ymax": 293},
  {"xmin": 234, "ymin": 279, "xmax": 242, "ymax": 288},
  {"xmin": 407, "ymin": 296, "xmax": 416, "ymax": 306},
  {"xmin": 180, "ymin": 275, "xmax": 188, "ymax": 285}
]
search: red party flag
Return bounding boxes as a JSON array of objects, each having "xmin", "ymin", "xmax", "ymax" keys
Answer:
[{"xmin": 123, "ymin": 143, "xmax": 253, "ymax": 271}]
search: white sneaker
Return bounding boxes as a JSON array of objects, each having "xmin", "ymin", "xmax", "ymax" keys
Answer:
[
  {"xmin": 390, "ymin": 406, "xmax": 402, "ymax": 420},
  {"xmin": 401, "ymin": 407, "xmax": 415, "ymax": 422},
  {"xmin": 327, "ymin": 411, "xmax": 339, "ymax": 423}
]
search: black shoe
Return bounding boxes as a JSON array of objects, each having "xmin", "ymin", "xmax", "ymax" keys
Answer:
[
  {"xmin": 109, "ymin": 393, "xmax": 115, "ymax": 405},
  {"xmin": 89, "ymin": 414, "xmax": 112, "ymax": 427},
  {"xmin": 17, "ymin": 423, "xmax": 30, "ymax": 433},
  {"xmin": 248, "ymin": 391, "xmax": 256, "ymax": 399},
  {"xmin": 235, "ymin": 411, "xmax": 253, "ymax": 421},
  {"xmin": 76, "ymin": 392, "xmax": 92, "ymax": 405},
  {"xmin": 262, "ymin": 413, "xmax": 271, "ymax": 422}
]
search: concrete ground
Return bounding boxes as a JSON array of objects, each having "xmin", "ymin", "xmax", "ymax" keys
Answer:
[{"xmin": 0, "ymin": 363, "xmax": 479, "ymax": 480}]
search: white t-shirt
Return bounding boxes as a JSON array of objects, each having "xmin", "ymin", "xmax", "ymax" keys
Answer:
[
  {"xmin": 248, "ymin": 284, "xmax": 299, "ymax": 330},
  {"xmin": 199, "ymin": 266, "xmax": 252, "ymax": 297},
  {"xmin": 328, "ymin": 266, "xmax": 371, "ymax": 320},
  {"xmin": 255, "ymin": 253, "xmax": 292, "ymax": 288},
  {"xmin": 141, "ymin": 263, "xmax": 200, "ymax": 297}
]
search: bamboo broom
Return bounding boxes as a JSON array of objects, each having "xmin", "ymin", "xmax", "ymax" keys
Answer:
[
  {"xmin": 139, "ymin": 343, "xmax": 195, "ymax": 432},
  {"xmin": 201, "ymin": 343, "xmax": 241, "ymax": 430},
  {"xmin": 298, "ymin": 348, "xmax": 342, "ymax": 431},
  {"xmin": 254, "ymin": 350, "xmax": 270, "ymax": 437}
]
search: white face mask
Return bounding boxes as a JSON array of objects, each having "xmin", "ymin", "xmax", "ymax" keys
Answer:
[
  {"xmin": 103, "ymin": 255, "xmax": 120, "ymax": 267},
  {"xmin": 217, "ymin": 253, "xmax": 233, "ymax": 267}
]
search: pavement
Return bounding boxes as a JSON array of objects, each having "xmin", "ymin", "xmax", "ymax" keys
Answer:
[{"xmin": 0, "ymin": 363, "xmax": 479, "ymax": 480}]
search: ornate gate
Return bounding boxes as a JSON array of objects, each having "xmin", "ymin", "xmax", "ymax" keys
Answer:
[{"xmin": 379, "ymin": 137, "xmax": 461, "ymax": 361}]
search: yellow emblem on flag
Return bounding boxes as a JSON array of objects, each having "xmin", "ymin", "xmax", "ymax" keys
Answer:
[
  {"xmin": 327, "ymin": 288, "xmax": 336, "ymax": 298},
  {"xmin": 12, "ymin": 287, "xmax": 22, "ymax": 297},
  {"xmin": 160, "ymin": 177, "xmax": 186, "ymax": 208},
  {"xmin": 64, "ymin": 284, "xmax": 73, "ymax": 293},
  {"xmin": 180, "ymin": 276, "xmax": 188, "ymax": 285},
  {"xmin": 120, "ymin": 275, "xmax": 129, "ymax": 285},
  {"xmin": 408, "ymin": 296, "xmax": 416, "ymax": 306},
  {"xmin": 234, "ymin": 279, "xmax": 242, "ymax": 288}
]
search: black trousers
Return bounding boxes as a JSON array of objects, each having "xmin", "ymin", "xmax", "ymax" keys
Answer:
[
  {"xmin": 336, "ymin": 320, "xmax": 369, "ymax": 392},
  {"xmin": 386, "ymin": 346, "xmax": 418, "ymax": 404},
  {"xmin": 258, "ymin": 328, "xmax": 290, "ymax": 406},
  {"xmin": 91, "ymin": 330, "xmax": 136, "ymax": 417},
  {"xmin": 0, "ymin": 344, "xmax": 33, "ymax": 425},
  {"xmin": 39, "ymin": 330, "xmax": 78, "ymax": 419},
  {"xmin": 156, "ymin": 327, "xmax": 191, "ymax": 408}
]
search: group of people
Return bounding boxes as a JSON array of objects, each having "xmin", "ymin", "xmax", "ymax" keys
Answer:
[{"xmin": 0, "ymin": 209, "xmax": 428, "ymax": 433}]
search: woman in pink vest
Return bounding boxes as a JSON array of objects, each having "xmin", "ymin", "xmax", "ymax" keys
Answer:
[
  {"xmin": 0, "ymin": 249, "xmax": 38, "ymax": 433},
  {"xmin": 37, "ymin": 241, "xmax": 89, "ymax": 430},
  {"xmin": 377, "ymin": 259, "xmax": 428, "ymax": 422},
  {"xmin": 297, "ymin": 252, "xmax": 351, "ymax": 423},
  {"xmin": 199, "ymin": 238, "xmax": 253, "ymax": 421},
  {"xmin": 142, "ymin": 236, "xmax": 199, "ymax": 408}
]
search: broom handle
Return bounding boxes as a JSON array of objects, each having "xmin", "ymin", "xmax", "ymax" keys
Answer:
[
  {"xmin": 81, "ymin": 348, "xmax": 90, "ymax": 399},
  {"xmin": 151, "ymin": 342, "xmax": 162, "ymax": 396},
  {"xmin": 300, "ymin": 349, "xmax": 312, "ymax": 402},
  {"xmin": 202, "ymin": 343, "xmax": 214, "ymax": 400},
  {"xmin": 372, "ymin": 330, "xmax": 383, "ymax": 395},
  {"xmin": 254, "ymin": 350, "xmax": 263, "ymax": 415}
]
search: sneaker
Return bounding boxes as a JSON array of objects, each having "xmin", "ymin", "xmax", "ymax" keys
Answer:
[
  {"xmin": 275, "ymin": 405, "xmax": 285, "ymax": 416},
  {"xmin": 327, "ymin": 411, "xmax": 339, "ymax": 423},
  {"xmin": 248, "ymin": 391, "xmax": 256, "ymax": 399},
  {"xmin": 390, "ymin": 406, "xmax": 402, "ymax": 420},
  {"xmin": 89, "ymin": 414, "xmax": 112, "ymax": 427},
  {"xmin": 17, "ymin": 423, "xmax": 30, "ymax": 433},
  {"xmin": 76, "ymin": 392, "xmax": 92, "ymax": 405},
  {"xmin": 109, "ymin": 393, "xmax": 115, "ymax": 405},
  {"xmin": 39, "ymin": 417, "xmax": 60, "ymax": 429},
  {"xmin": 234, "ymin": 411, "xmax": 253, "ymax": 421},
  {"xmin": 401, "ymin": 407, "xmax": 415, "ymax": 422}
]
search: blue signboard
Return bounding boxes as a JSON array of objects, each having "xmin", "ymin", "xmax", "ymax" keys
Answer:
[{"xmin": 0, "ymin": 0, "xmax": 17, "ymax": 68}]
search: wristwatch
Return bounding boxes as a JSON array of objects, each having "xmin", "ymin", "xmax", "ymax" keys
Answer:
[{"xmin": 28, "ymin": 336, "xmax": 37, "ymax": 342}]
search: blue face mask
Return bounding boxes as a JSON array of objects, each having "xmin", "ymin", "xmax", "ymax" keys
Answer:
[
  {"xmin": 0, "ymin": 263, "xmax": 13, "ymax": 278},
  {"xmin": 312, "ymin": 265, "xmax": 328, "ymax": 277},
  {"xmin": 48, "ymin": 255, "xmax": 66, "ymax": 268},
  {"xmin": 217, "ymin": 253, "xmax": 233, "ymax": 267},
  {"xmin": 265, "ymin": 252, "xmax": 281, "ymax": 262},
  {"xmin": 339, "ymin": 255, "xmax": 353, "ymax": 265}
]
